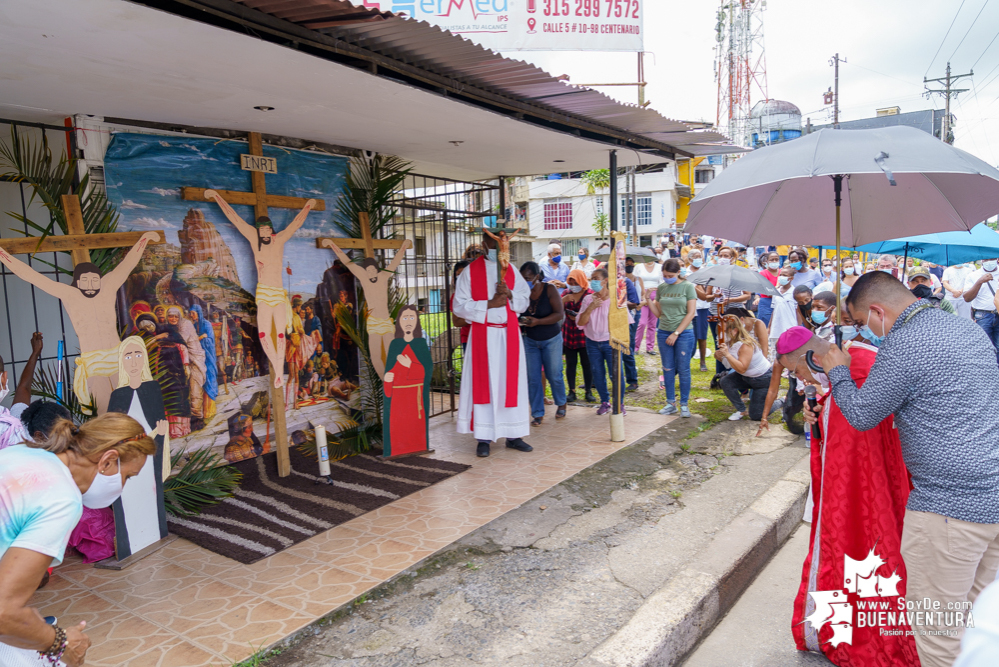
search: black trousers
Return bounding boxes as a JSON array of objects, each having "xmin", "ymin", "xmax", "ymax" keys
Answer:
[
  {"xmin": 565, "ymin": 346, "xmax": 592, "ymax": 393},
  {"xmin": 720, "ymin": 371, "xmax": 773, "ymax": 421}
]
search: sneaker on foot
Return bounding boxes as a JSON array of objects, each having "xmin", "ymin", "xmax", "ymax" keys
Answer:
[
  {"xmin": 566, "ymin": 391, "xmax": 578, "ymax": 403},
  {"xmin": 476, "ymin": 441, "xmax": 491, "ymax": 457},
  {"xmin": 728, "ymin": 411, "xmax": 745, "ymax": 421},
  {"xmin": 769, "ymin": 398, "xmax": 785, "ymax": 415},
  {"xmin": 625, "ymin": 383, "xmax": 639, "ymax": 392},
  {"xmin": 680, "ymin": 405, "xmax": 692, "ymax": 418},
  {"xmin": 584, "ymin": 392, "xmax": 597, "ymax": 403},
  {"xmin": 596, "ymin": 402, "xmax": 611, "ymax": 416},
  {"xmin": 659, "ymin": 403, "xmax": 678, "ymax": 415},
  {"xmin": 506, "ymin": 438, "xmax": 533, "ymax": 452}
]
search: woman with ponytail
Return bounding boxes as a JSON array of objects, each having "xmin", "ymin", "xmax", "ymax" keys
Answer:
[{"xmin": 0, "ymin": 412, "xmax": 154, "ymax": 666}]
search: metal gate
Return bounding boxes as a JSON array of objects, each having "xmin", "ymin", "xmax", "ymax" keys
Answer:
[{"xmin": 386, "ymin": 173, "xmax": 501, "ymax": 417}]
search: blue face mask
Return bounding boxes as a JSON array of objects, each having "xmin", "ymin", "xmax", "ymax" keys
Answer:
[
  {"xmin": 691, "ymin": 259, "xmax": 703, "ymax": 267},
  {"xmin": 552, "ymin": 255, "xmax": 562, "ymax": 264},
  {"xmin": 859, "ymin": 326, "xmax": 884, "ymax": 346},
  {"xmin": 789, "ymin": 261, "xmax": 803, "ymax": 270},
  {"xmin": 487, "ymin": 248, "xmax": 497, "ymax": 262},
  {"xmin": 578, "ymin": 253, "xmax": 586, "ymax": 261},
  {"xmin": 880, "ymin": 268, "xmax": 894, "ymax": 274},
  {"xmin": 589, "ymin": 279, "xmax": 603, "ymax": 292},
  {"xmin": 663, "ymin": 276, "xmax": 678, "ymax": 284},
  {"xmin": 839, "ymin": 325, "xmax": 858, "ymax": 340},
  {"xmin": 811, "ymin": 310, "xmax": 828, "ymax": 325}
]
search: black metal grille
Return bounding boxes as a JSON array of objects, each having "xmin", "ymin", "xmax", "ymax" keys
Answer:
[
  {"xmin": 384, "ymin": 172, "xmax": 500, "ymax": 417},
  {"xmin": 0, "ymin": 120, "xmax": 79, "ymax": 408}
]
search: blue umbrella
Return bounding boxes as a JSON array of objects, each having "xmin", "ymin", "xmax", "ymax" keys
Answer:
[{"xmin": 853, "ymin": 223, "xmax": 999, "ymax": 266}]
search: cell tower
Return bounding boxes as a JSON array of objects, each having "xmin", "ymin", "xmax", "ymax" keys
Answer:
[{"xmin": 714, "ymin": 0, "xmax": 769, "ymax": 147}]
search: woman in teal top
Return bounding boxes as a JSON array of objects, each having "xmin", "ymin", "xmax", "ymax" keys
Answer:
[{"xmin": 648, "ymin": 258, "xmax": 697, "ymax": 418}]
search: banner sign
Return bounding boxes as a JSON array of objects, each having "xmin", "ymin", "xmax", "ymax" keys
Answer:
[{"xmin": 388, "ymin": 0, "xmax": 643, "ymax": 52}]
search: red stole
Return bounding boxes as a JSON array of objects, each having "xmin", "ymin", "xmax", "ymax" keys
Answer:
[{"xmin": 469, "ymin": 257, "xmax": 520, "ymax": 407}]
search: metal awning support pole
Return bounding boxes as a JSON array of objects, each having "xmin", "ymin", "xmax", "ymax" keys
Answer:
[
  {"xmin": 833, "ymin": 175, "xmax": 844, "ymax": 346},
  {"xmin": 608, "ymin": 151, "xmax": 624, "ymax": 441}
]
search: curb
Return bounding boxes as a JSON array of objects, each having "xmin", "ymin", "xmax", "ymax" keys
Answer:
[{"xmin": 578, "ymin": 454, "xmax": 810, "ymax": 667}]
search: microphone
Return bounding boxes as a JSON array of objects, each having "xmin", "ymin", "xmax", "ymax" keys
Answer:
[{"xmin": 803, "ymin": 384, "xmax": 820, "ymax": 442}]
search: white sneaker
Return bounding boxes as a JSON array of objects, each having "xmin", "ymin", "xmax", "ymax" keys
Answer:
[{"xmin": 728, "ymin": 411, "xmax": 745, "ymax": 421}]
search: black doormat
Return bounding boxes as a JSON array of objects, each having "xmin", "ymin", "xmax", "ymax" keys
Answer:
[{"xmin": 166, "ymin": 448, "xmax": 470, "ymax": 563}]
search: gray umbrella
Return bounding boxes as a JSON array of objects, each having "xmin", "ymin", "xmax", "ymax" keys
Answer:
[
  {"xmin": 686, "ymin": 264, "xmax": 780, "ymax": 297},
  {"xmin": 592, "ymin": 245, "xmax": 659, "ymax": 262}
]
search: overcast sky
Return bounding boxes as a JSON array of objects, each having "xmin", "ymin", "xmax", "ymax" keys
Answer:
[{"xmin": 502, "ymin": 0, "xmax": 999, "ymax": 167}]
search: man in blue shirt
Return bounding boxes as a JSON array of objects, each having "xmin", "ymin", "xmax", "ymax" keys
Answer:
[
  {"xmin": 540, "ymin": 243, "xmax": 569, "ymax": 289},
  {"xmin": 814, "ymin": 271, "xmax": 999, "ymax": 667}
]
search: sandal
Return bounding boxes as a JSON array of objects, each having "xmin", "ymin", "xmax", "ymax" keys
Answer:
[
  {"xmin": 531, "ymin": 416, "xmax": 543, "ymax": 426},
  {"xmin": 556, "ymin": 405, "xmax": 567, "ymax": 419}
]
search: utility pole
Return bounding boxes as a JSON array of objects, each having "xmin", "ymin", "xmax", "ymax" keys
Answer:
[
  {"xmin": 630, "ymin": 167, "xmax": 638, "ymax": 244},
  {"xmin": 828, "ymin": 53, "xmax": 845, "ymax": 128},
  {"xmin": 924, "ymin": 62, "xmax": 973, "ymax": 144},
  {"xmin": 637, "ymin": 52, "xmax": 646, "ymax": 107}
]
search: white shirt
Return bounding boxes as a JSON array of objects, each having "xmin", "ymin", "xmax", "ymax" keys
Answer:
[
  {"xmin": 943, "ymin": 264, "xmax": 974, "ymax": 296},
  {"xmin": 722, "ymin": 341, "xmax": 771, "ymax": 378},
  {"xmin": 570, "ymin": 260, "xmax": 597, "ymax": 279},
  {"xmin": 964, "ymin": 268, "xmax": 999, "ymax": 311},
  {"xmin": 633, "ymin": 262, "xmax": 663, "ymax": 297},
  {"xmin": 813, "ymin": 280, "xmax": 850, "ymax": 297}
]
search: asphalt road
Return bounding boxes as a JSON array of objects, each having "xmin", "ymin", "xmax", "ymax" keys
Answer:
[{"xmin": 683, "ymin": 523, "xmax": 832, "ymax": 667}]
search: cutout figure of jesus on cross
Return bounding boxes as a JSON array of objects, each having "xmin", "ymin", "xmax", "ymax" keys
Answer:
[
  {"xmin": 317, "ymin": 214, "xmax": 410, "ymax": 379},
  {"xmin": 0, "ymin": 194, "xmax": 164, "ymax": 413},
  {"xmin": 182, "ymin": 132, "xmax": 325, "ymax": 478}
]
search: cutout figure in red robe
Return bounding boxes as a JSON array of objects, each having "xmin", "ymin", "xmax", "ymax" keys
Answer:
[
  {"xmin": 775, "ymin": 327, "xmax": 918, "ymax": 666},
  {"xmin": 382, "ymin": 305, "xmax": 432, "ymax": 457}
]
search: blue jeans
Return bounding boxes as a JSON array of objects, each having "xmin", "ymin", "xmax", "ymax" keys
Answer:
[
  {"xmin": 974, "ymin": 311, "xmax": 999, "ymax": 365},
  {"xmin": 586, "ymin": 338, "xmax": 624, "ymax": 404},
  {"xmin": 658, "ymin": 329, "xmax": 696, "ymax": 405},
  {"xmin": 524, "ymin": 333, "xmax": 567, "ymax": 418},
  {"xmin": 622, "ymin": 320, "xmax": 638, "ymax": 385},
  {"xmin": 757, "ymin": 297, "xmax": 773, "ymax": 327}
]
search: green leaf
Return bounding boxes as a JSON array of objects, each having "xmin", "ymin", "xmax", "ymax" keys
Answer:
[{"xmin": 163, "ymin": 446, "xmax": 243, "ymax": 516}]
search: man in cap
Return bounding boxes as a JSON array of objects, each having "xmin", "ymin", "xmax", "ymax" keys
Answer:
[
  {"xmin": 908, "ymin": 266, "xmax": 955, "ymax": 314},
  {"xmin": 777, "ymin": 326, "xmax": 917, "ymax": 665},
  {"xmin": 453, "ymin": 226, "xmax": 532, "ymax": 457}
]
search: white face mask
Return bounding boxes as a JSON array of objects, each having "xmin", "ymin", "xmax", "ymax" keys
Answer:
[
  {"xmin": 984, "ymin": 261, "xmax": 998, "ymax": 272},
  {"xmin": 0, "ymin": 375, "xmax": 8, "ymax": 405},
  {"xmin": 81, "ymin": 458, "xmax": 125, "ymax": 509},
  {"xmin": 844, "ymin": 267, "xmax": 855, "ymax": 275},
  {"xmin": 812, "ymin": 371, "xmax": 830, "ymax": 391},
  {"xmin": 767, "ymin": 261, "xmax": 779, "ymax": 270},
  {"xmin": 718, "ymin": 257, "xmax": 731, "ymax": 265}
]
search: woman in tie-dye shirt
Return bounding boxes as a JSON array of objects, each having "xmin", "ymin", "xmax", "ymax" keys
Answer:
[{"xmin": 0, "ymin": 412, "xmax": 153, "ymax": 667}]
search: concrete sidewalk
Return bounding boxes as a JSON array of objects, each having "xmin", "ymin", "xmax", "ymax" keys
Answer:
[{"xmin": 265, "ymin": 416, "xmax": 810, "ymax": 667}]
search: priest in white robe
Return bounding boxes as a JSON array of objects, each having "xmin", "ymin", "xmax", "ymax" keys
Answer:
[{"xmin": 453, "ymin": 228, "xmax": 532, "ymax": 457}]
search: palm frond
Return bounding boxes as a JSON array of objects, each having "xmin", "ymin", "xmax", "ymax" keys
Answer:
[
  {"xmin": 30, "ymin": 362, "xmax": 97, "ymax": 422},
  {"xmin": 331, "ymin": 154, "xmax": 412, "ymax": 242},
  {"xmin": 163, "ymin": 446, "xmax": 243, "ymax": 516},
  {"xmin": 0, "ymin": 126, "xmax": 123, "ymax": 276}
]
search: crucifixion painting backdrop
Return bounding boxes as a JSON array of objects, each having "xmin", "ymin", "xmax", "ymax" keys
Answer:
[{"xmin": 103, "ymin": 133, "xmax": 359, "ymax": 462}]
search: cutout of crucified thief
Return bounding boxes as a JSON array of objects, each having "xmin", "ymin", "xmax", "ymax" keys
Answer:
[
  {"xmin": 203, "ymin": 189, "xmax": 315, "ymax": 388},
  {"xmin": 0, "ymin": 232, "xmax": 159, "ymax": 414},
  {"xmin": 321, "ymin": 238, "xmax": 412, "ymax": 379}
]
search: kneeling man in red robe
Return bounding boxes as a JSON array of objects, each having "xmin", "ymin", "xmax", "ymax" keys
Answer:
[{"xmin": 776, "ymin": 326, "xmax": 918, "ymax": 666}]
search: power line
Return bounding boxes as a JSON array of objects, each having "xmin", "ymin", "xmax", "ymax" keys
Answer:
[
  {"xmin": 843, "ymin": 61, "xmax": 921, "ymax": 87},
  {"xmin": 949, "ymin": 0, "xmax": 991, "ymax": 62},
  {"xmin": 926, "ymin": 0, "xmax": 968, "ymax": 77},
  {"xmin": 970, "ymin": 26, "xmax": 999, "ymax": 70}
]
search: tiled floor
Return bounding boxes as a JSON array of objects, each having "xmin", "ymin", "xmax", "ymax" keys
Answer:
[{"xmin": 36, "ymin": 406, "xmax": 669, "ymax": 666}]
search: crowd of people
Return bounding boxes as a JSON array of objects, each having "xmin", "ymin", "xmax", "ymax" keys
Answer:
[{"xmin": 455, "ymin": 232, "xmax": 999, "ymax": 430}]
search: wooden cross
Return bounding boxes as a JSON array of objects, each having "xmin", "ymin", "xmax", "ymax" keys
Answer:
[
  {"xmin": 182, "ymin": 132, "xmax": 327, "ymax": 478},
  {"xmin": 314, "ymin": 212, "xmax": 407, "ymax": 259},
  {"xmin": 0, "ymin": 194, "xmax": 165, "ymax": 264}
]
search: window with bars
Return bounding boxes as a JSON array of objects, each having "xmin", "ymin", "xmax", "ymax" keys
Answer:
[
  {"xmin": 543, "ymin": 199, "xmax": 573, "ymax": 231},
  {"xmin": 595, "ymin": 196, "xmax": 604, "ymax": 215}
]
